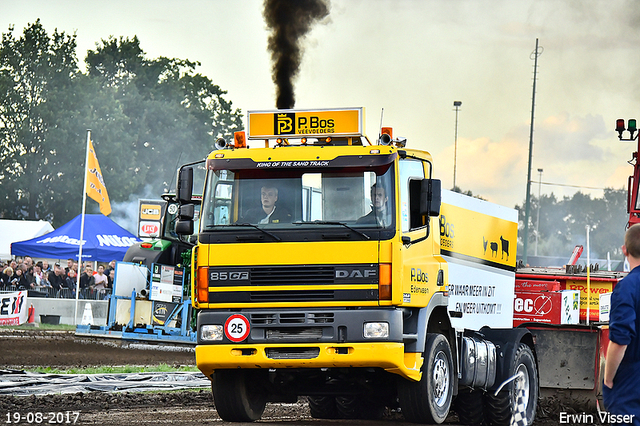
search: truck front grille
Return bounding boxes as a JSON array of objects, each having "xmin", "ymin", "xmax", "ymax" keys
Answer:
[
  {"xmin": 266, "ymin": 328, "xmax": 323, "ymax": 341},
  {"xmin": 308, "ymin": 312, "xmax": 334, "ymax": 323},
  {"xmin": 208, "ymin": 264, "xmax": 378, "ymax": 304},
  {"xmin": 250, "ymin": 312, "xmax": 334, "ymax": 325},
  {"xmin": 250, "ymin": 290, "xmax": 335, "ymax": 301},
  {"xmin": 210, "ymin": 288, "xmax": 377, "ymax": 303},
  {"xmin": 265, "ymin": 347, "xmax": 320, "ymax": 360},
  {"xmin": 251, "ymin": 266, "xmax": 334, "ymax": 285}
]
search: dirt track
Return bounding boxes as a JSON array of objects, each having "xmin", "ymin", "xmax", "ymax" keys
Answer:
[
  {"xmin": 0, "ymin": 329, "xmax": 195, "ymax": 368},
  {"xmin": 0, "ymin": 329, "xmax": 330, "ymax": 425},
  {"xmin": 0, "ymin": 329, "xmax": 564, "ymax": 425}
]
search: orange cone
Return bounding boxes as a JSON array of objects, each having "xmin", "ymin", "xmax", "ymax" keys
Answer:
[{"xmin": 27, "ymin": 304, "xmax": 35, "ymax": 323}]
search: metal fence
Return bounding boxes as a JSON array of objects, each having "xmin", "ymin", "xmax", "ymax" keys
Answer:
[{"xmin": 0, "ymin": 285, "xmax": 111, "ymax": 300}]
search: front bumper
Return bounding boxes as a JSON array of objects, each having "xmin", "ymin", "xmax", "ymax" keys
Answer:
[
  {"xmin": 195, "ymin": 307, "xmax": 424, "ymax": 381},
  {"xmin": 195, "ymin": 342, "xmax": 423, "ymax": 381}
]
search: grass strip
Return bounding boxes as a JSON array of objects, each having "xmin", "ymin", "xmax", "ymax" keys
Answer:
[
  {"xmin": 1, "ymin": 324, "xmax": 76, "ymax": 331},
  {"xmin": 26, "ymin": 364, "xmax": 199, "ymax": 375}
]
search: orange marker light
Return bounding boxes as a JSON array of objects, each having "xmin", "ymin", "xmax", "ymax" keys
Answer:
[
  {"xmin": 379, "ymin": 263, "xmax": 392, "ymax": 300},
  {"xmin": 197, "ymin": 266, "xmax": 209, "ymax": 304}
]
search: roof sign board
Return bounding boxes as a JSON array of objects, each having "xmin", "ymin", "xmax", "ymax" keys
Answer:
[{"xmin": 247, "ymin": 108, "xmax": 363, "ymax": 139}]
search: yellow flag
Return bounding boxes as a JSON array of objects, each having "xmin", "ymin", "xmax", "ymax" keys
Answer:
[{"xmin": 86, "ymin": 139, "xmax": 111, "ymax": 216}]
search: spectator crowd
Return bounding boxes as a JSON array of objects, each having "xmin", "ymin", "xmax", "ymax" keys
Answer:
[{"xmin": 0, "ymin": 256, "xmax": 117, "ymax": 299}]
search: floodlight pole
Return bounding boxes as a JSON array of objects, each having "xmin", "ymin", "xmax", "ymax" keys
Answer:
[
  {"xmin": 453, "ymin": 101, "xmax": 462, "ymax": 189},
  {"xmin": 535, "ymin": 168, "xmax": 543, "ymax": 256},
  {"xmin": 523, "ymin": 38, "xmax": 542, "ymax": 266}
]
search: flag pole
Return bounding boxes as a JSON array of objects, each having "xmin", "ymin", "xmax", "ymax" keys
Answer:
[{"xmin": 74, "ymin": 129, "xmax": 91, "ymax": 325}]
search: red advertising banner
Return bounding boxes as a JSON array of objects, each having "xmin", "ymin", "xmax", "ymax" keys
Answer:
[{"xmin": 0, "ymin": 290, "xmax": 28, "ymax": 325}]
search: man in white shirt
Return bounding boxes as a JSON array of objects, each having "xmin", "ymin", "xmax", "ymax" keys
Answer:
[
  {"xmin": 93, "ymin": 265, "xmax": 108, "ymax": 291},
  {"xmin": 241, "ymin": 185, "xmax": 292, "ymax": 224}
]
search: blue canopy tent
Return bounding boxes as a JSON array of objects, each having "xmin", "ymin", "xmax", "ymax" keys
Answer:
[{"xmin": 11, "ymin": 214, "xmax": 140, "ymax": 262}]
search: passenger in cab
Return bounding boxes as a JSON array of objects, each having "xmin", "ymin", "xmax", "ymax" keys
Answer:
[{"xmin": 357, "ymin": 184, "xmax": 392, "ymax": 227}]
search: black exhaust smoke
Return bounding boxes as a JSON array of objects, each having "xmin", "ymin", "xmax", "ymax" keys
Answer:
[{"xmin": 264, "ymin": 0, "xmax": 330, "ymax": 109}]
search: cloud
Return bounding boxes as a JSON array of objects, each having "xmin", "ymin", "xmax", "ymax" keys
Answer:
[
  {"xmin": 607, "ymin": 165, "xmax": 631, "ymax": 190},
  {"xmin": 435, "ymin": 112, "xmax": 625, "ymax": 208},
  {"xmin": 535, "ymin": 113, "xmax": 608, "ymax": 161},
  {"xmin": 434, "ymin": 131, "xmax": 528, "ymax": 206}
]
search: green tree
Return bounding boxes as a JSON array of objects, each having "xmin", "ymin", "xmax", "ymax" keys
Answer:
[
  {"xmin": 584, "ymin": 188, "xmax": 626, "ymax": 258},
  {"xmin": 0, "ymin": 25, "xmax": 243, "ymax": 227},
  {"xmin": 0, "ymin": 20, "xmax": 81, "ymax": 223},
  {"xmin": 451, "ymin": 185, "xmax": 486, "ymax": 201},
  {"xmin": 85, "ymin": 36, "xmax": 244, "ymax": 200},
  {"xmin": 516, "ymin": 188, "xmax": 627, "ymax": 263}
]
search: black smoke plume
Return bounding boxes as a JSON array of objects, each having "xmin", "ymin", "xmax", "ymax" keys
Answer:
[{"xmin": 264, "ymin": 0, "xmax": 330, "ymax": 109}]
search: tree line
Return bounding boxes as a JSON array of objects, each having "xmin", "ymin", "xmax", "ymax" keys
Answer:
[
  {"xmin": 453, "ymin": 186, "xmax": 627, "ymax": 262},
  {"xmin": 515, "ymin": 188, "xmax": 627, "ymax": 262},
  {"xmin": 0, "ymin": 20, "xmax": 243, "ymax": 227},
  {"xmin": 1, "ymin": 22, "xmax": 629, "ymax": 261}
]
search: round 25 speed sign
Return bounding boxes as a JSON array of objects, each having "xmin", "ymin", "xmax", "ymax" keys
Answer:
[{"xmin": 224, "ymin": 314, "xmax": 250, "ymax": 342}]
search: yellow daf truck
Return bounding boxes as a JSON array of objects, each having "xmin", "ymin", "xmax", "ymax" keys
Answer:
[{"xmin": 175, "ymin": 108, "xmax": 538, "ymax": 425}]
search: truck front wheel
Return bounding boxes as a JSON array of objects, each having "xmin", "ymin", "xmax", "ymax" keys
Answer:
[
  {"xmin": 399, "ymin": 333, "xmax": 454, "ymax": 424},
  {"xmin": 485, "ymin": 343, "xmax": 538, "ymax": 426},
  {"xmin": 212, "ymin": 369, "xmax": 268, "ymax": 422}
]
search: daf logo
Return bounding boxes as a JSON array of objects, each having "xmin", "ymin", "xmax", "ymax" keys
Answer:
[{"xmin": 335, "ymin": 269, "xmax": 377, "ymax": 279}]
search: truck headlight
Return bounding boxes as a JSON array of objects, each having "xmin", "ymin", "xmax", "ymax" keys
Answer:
[
  {"xmin": 364, "ymin": 322, "xmax": 389, "ymax": 339},
  {"xmin": 201, "ymin": 325, "xmax": 224, "ymax": 341}
]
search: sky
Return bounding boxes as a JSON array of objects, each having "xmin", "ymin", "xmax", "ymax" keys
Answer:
[{"xmin": 2, "ymin": 0, "xmax": 640, "ymax": 210}]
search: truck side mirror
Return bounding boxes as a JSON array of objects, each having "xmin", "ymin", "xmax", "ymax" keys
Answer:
[
  {"xmin": 408, "ymin": 178, "xmax": 441, "ymax": 230},
  {"xmin": 420, "ymin": 179, "xmax": 441, "ymax": 217},
  {"xmin": 179, "ymin": 204, "xmax": 194, "ymax": 220},
  {"xmin": 176, "ymin": 205, "xmax": 195, "ymax": 236},
  {"xmin": 177, "ymin": 167, "xmax": 193, "ymax": 204},
  {"xmin": 176, "ymin": 167, "xmax": 194, "ymax": 236},
  {"xmin": 175, "ymin": 219, "xmax": 194, "ymax": 236}
]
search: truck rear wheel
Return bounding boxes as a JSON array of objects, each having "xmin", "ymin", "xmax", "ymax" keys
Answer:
[
  {"xmin": 399, "ymin": 333, "xmax": 454, "ymax": 424},
  {"xmin": 307, "ymin": 396, "xmax": 339, "ymax": 419},
  {"xmin": 308, "ymin": 395, "xmax": 384, "ymax": 420},
  {"xmin": 484, "ymin": 343, "xmax": 538, "ymax": 426},
  {"xmin": 335, "ymin": 395, "xmax": 384, "ymax": 420},
  {"xmin": 212, "ymin": 369, "xmax": 268, "ymax": 422},
  {"xmin": 454, "ymin": 388, "xmax": 484, "ymax": 426}
]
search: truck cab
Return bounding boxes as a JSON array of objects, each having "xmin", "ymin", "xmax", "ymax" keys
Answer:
[{"xmin": 177, "ymin": 108, "xmax": 538, "ymax": 425}]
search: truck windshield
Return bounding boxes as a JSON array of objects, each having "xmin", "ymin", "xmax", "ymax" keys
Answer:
[{"xmin": 200, "ymin": 163, "xmax": 395, "ymax": 234}]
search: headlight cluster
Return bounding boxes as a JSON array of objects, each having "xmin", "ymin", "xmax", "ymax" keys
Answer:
[
  {"xmin": 201, "ymin": 325, "xmax": 224, "ymax": 341},
  {"xmin": 364, "ymin": 322, "xmax": 389, "ymax": 339}
]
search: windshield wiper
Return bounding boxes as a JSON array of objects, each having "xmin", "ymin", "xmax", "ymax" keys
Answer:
[
  {"xmin": 233, "ymin": 223, "xmax": 282, "ymax": 241},
  {"xmin": 293, "ymin": 221, "xmax": 370, "ymax": 240},
  {"xmin": 206, "ymin": 223, "xmax": 282, "ymax": 241}
]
